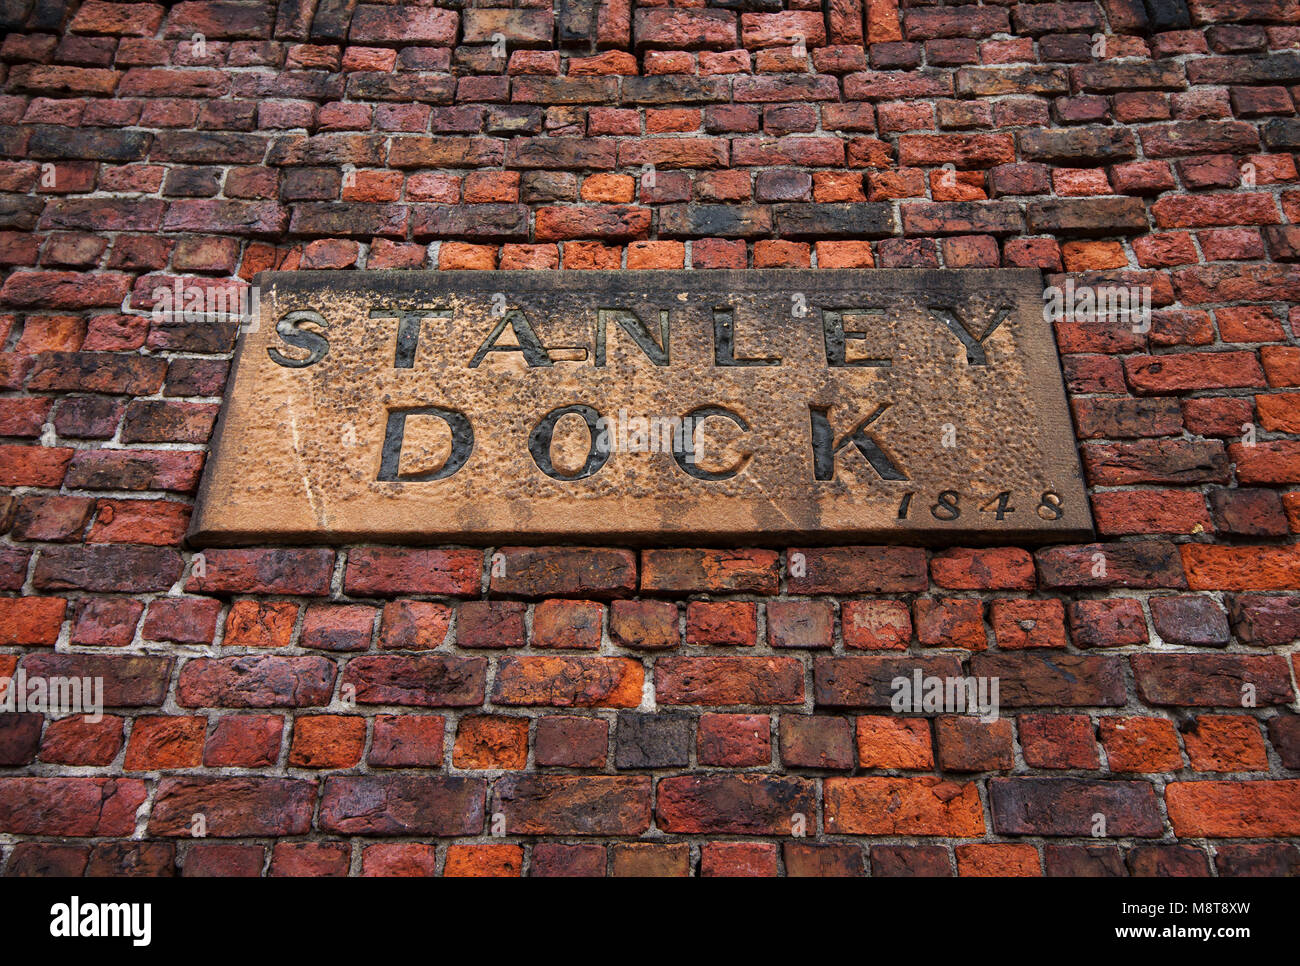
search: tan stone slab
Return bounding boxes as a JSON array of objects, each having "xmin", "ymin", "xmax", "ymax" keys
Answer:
[{"xmin": 190, "ymin": 269, "xmax": 1093, "ymax": 545}]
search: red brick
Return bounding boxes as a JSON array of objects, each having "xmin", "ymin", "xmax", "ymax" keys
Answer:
[
  {"xmin": 344, "ymin": 547, "xmax": 481, "ymax": 597},
  {"xmin": 456, "ymin": 600, "xmax": 526, "ymax": 649},
  {"xmin": 697, "ymin": 713, "xmax": 771, "ymax": 766},
  {"xmin": 840, "ymin": 599, "xmax": 911, "ymax": 649},
  {"xmin": 657, "ymin": 656, "xmax": 803, "ymax": 705},
  {"xmin": 1067, "ymin": 599, "xmax": 1148, "ymax": 648},
  {"xmin": 183, "ymin": 844, "xmax": 264, "ymax": 878},
  {"xmin": 641, "ymin": 549, "xmax": 779, "ymax": 593},
  {"xmin": 686, "ymin": 600, "xmax": 757, "ymax": 646},
  {"xmin": 935, "ymin": 716, "xmax": 1013, "ymax": 771},
  {"xmin": 610, "ymin": 842, "xmax": 688, "ymax": 877},
  {"xmin": 529, "ymin": 842, "xmax": 607, "ymax": 877},
  {"xmin": 0, "ymin": 597, "xmax": 66, "ymax": 646},
  {"xmin": 369, "ymin": 714, "xmax": 444, "ymax": 768},
  {"xmin": 124, "ymin": 715, "xmax": 206, "ymax": 770},
  {"xmin": 492, "ymin": 656, "xmax": 641, "ymax": 707},
  {"xmin": 378, "ymin": 600, "xmax": 452, "ymax": 650},
  {"xmin": 453, "ymin": 715, "xmax": 528, "ymax": 769},
  {"xmin": 223, "ymin": 600, "xmax": 298, "ymax": 649},
  {"xmin": 203, "ymin": 714, "xmax": 283, "ymax": 767},
  {"xmin": 489, "ymin": 547, "xmax": 635, "ymax": 598},
  {"xmin": 535, "ymin": 715, "xmax": 608, "ymax": 767},
  {"xmin": 70, "ymin": 597, "xmax": 143, "ymax": 648},
  {"xmin": 445, "ymin": 843, "xmax": 523, "ymax": 878},
  {"xmin": 701, "ymin": 841, "xmax": 779, "ymax": 877},
  {"xmin": 855, "ymin": 716, "xmax": 933, "ymax": 768},
  {"xmin": 531, "ymin": 599, "xmax": 603, "ymax": 649},
  {"xmin": 914, "ymin": 597, "xmax": 986, "ymax": 649},
  {"xmin": 1167, "ymin": 780, "xmax": 1300, "ymax": 837},
  {"xmin": 0, "ymin": 778, "xmax": 146, "ymax": 836},
  {"xmin": 1124, "ymin": 351, "xmax": 1264, "ymax": 394},
  {"xmin": 825, "ymin": 777, "xmax": 985, "ymax": 835},
  {"xmin": 186, "ymin": 548, "xmax": 334, "ymax": 596},
  {"xmin": 39, "ymin": 716, "xmax": 125, "ymax": 766},
  {"xmin": 1019, "ymin": 714, "xmax": 1099, "ymax": 769},
  {"xmin": 787, "ymin": 546, "xmax": 927, "ymax": 593},
  {"xmin": 300, "ymin": 604, "xmax": 375, "ymax": 652},
  {"xmin": 361, "ymin": 844, "xmax": 437, "ymax": 877},
  {"xmin": 0, "ymin": 445, "xmax": 73, "ymax": 487},
  {"xmin": 1182, "ymin": 545, "xmax": 1300, "ymax": 590},
  {"xmin": 88, "ymin": 499, "xmax": 191, "ymax": 546},
  {"xmin": 1100, "ymin": 716, "xmax": 1184, "ymax": 772},
  {"xmin": 143, "ymin": 597, "xmax": 221, "ymax": 645},
  {"xmin": 957, "ymin": 844, "xmax": 1041, "ymax": 876},
  {"xmin": 990, "ymin": 598, "xmax": 1067, "ymax": 649},
  {"xmin": 1183, "ymin": 715, "xmax": 1268, "ymax": 772},
  {"xmin": 608, "ymin": 599, "xmax": 678, "ymax": 650},
  {"xmin": 289, "ymin": 715, "xmax": 365, "ymax": 768}
]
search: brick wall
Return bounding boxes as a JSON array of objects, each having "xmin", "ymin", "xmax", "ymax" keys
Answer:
[{"xmin": 0, "ymin": 0, "xmax": 1298, "ymax": 878}]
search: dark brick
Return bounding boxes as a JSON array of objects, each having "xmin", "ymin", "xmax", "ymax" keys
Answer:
[
  {"xmin": 990, "ymin": 778, "xmax": 1162, "ymax": 836},
  {"xmin": 1133, "ymin": 654, "xmax": 1294, "ymax": 706},
  {"xmin": 869, "ymin": 845, "xmax": 951, "ymax": 876},
  {"xmin": 788, "ymin": 546, "xmax": 928, "ymax": 594},
  {"xmin": 1229, "ymin": 595, "xmax": 1300, "ymax": 647},
  {"xmin": 342, "ymin": 655, "xmax": 487, "ymax": 708},
  {"xmin": 969, "ymin": 653, "xmax": 1126, "ymax": 706},
  {"xmin": 774, "ymin": 202, "xmax": 895, "ymax": 238},
  {"xmin": 657, "ymin": 774, "xmax": 816, "ymax": 834},
  {"xmin": 456, "ymin": 600, "xmax": 526, "ymax": 649},
  {"xmin": 779, "ymin": 715, "xmax": 854, "ymax": 769},
  {"xmin": 1036, "ymin": 541, "xmax": 1187, "ymax": 589},
  {"xmin": 32, "ymin": 545, "xmax": 181, "ymax": 592},
  {"xmin": 1214, "ymin": 843, "xmax": 1300, "ymax": 877},
  {"xmin": 614, "ymin": 712, "xmax": 692, "ymax": 768},
  {"xmin": 1149, "ymin": 594, "xmax": 1231, "ymax": 646},
  {"xmin": 784, "ymin": 842, "xmax": 865, "ymax": 876},
  {"xmin": 535, "ymin": 716, "xmax": 608, "ymax": 768},
  {"xmin": 1044, "ymin": 844, "xmax": 1127, "ymax": 876},
  {"xmin": 813, "ymin": 655, "xmax": 964, "ymax": 708},
  {"xmin": 318, "ymin": 775, "xmax": 484, "ymax": 836},
  {"xmin": 492, "ymin": 775, "xmax": 651, "ymax": 835},
  {"xmin": 177, "ymin": 655, "xmax": 335, "ymax": 708},
  {"xmin": 1127, "ymin": 845, "xmax": 1211, "ymax": 877},
  {"xmin": 489, "ymin": 547, "xmax": 635, "ymax": 598}
]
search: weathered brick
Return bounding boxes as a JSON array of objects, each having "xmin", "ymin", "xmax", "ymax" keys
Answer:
[
  {"xmin": 178, "ymin": 655, "xmax": 335, "ymax": 708},
  {"xmin": 1166, "ymin": 780, "xmax": 1300, "ymax": 837},
  {"xmin": 780, "ymin": 715, "xmax": 854, "ymax": 769},
  {"xmin": 970, "ymin": 653, "xmax": 1125, "ymax": 706},
  {"xmin": 150, "ymin": 777, "xmax": 313, "ymax": 837},
  {"xmin": 318, "ymin": 776, "xmax": 484, "ymax": 836},
  {"xmin": 826, "ymin": 776, "xmax": 984, "ymax": 835},
  {"xmin": 656, "ymin": 656, "xmax": 804, "ymax": 706},
  {"xmin": 489, "ymin": 547, "xmax": 635, "ymax": 598},
  {"xmin": 814, "ymin": 655, "xmax": 963, "ymax": 707},
  {"xmin": 343, "ymin": 547, "xmax": 481, "ymax": 597},
  {"xmin": 0, "ymin": 778, "xmax": 146, "ymax": 836},
  {"xmin": 991, "ymin": 778, "xmax": 1161, "ymax": 836},
  {"xmin": 1133, "ymin": 654, "xmax": 1294, "ymax": 706},
  {"xmin": 492, "ymin": 775, "xmax": 650, "ymax": 835},
  {"xmin": 787, "ymin": 546, "xmax": 927, "ymax": 594},
  {"xmin": 657, "ymin": 774, "xmax": 816, "ymax": 834},
  {"xmin": 614, "ymin": 712, "xmax": 692, "ymax": 768},
  {"xmin": 641, "ymin": 549, "xmax": 779, "ymax": 593},
  {"xmin": 492, "ymin": 656, "xmax": 641, "ymax": 707}
]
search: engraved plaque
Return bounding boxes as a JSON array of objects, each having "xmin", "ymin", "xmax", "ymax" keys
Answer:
[{"xmin": 190, "ymin": 269, "xmax": 1093, "ymax": 544}]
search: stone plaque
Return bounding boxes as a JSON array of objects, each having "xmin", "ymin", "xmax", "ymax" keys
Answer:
[{"xmin": 190, "ymin": 269, "xmax": 1092, "ymax": 545}]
